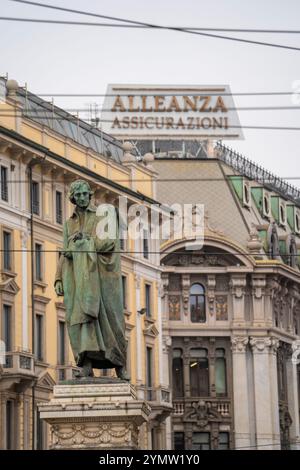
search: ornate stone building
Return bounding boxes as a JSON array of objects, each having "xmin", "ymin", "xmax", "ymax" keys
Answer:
[
  {"xmin": 136, "ymin": 139, "xmax": 300, "ymax": 450},
  {"xmin": 0, "ymin": 78, "xmax": 172, "ymax": 450}
]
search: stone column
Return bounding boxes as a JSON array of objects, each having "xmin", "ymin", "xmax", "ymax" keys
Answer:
[
  {"xmin": 287, "ymin": 341, "xmax": 300, "ymax": 449},
  {"xmin": 162, "ymin": 336, "xmax": 171, "ymax": 393},
  {"xmin": 251, "ymin": 274, "xmax": 267, "ymax": 328},
  {"xmin": 250, "ymin": 336, "xmax": 280, "ymax": 449},
  {"xmin": 230, "ymin": 274, "xmax": 246, "ymax": 327},
  {"xmin": 231, "ymin": 336, "xmax": 251, "ymax": 450}
]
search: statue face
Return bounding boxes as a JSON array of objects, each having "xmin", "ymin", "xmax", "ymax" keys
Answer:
[{"xmin": 73, "ymin": 183, "xmax": 90, "ymax": 209}]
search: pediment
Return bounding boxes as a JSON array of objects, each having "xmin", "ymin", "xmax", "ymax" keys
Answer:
[
  {"xmin": 36, "ymin": 371, "xmax": 56, "ymax": 390},
  {"xmin": 0, "ymin": 277, "xmax": 20, "ymax": 295},
  {"xmin": 143, "ymin": 323, "xmax": 159, "ymax": 338}
]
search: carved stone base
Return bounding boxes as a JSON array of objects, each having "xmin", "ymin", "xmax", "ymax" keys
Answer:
[{"xmin": 38, "ymin": 378, "xmax": 151, "ymax": 450}]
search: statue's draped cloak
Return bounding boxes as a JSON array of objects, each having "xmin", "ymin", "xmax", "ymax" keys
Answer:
[{"xmin": 56, "ymin": 204, "xmax": 126, "ymax": 369}]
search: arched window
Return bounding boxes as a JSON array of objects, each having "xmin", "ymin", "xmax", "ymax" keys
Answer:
[
  {"xmin": 190, "ymin": 284, "xmax": 206, "ymax": 323},
  {"xmin": 172, "ymin": 349, "xmax": 184, "ymax": 398},
  {"xmin": 215, "ymin": 348, "xmax": 227, "ymax": 396},
  {"xmin": 190, "ymin": 348, "xmax": 209, "ymax": 397}
]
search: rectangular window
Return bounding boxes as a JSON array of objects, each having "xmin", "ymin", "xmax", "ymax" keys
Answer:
[
  {"xmin": 36, "ymin": 410, "xmax": 44, "ymax": 450},
  {"xmin": 35, "ymin": 314, "xmax": 43, "ymax": 361},
  {"xmin": 174, "ymin": 432, "xmax": 185, "ymax": 450},
  {"xmin": 192, "ymin": 432, "xmax": 210, "ymax": 450},
  {"xmin": 6, "ymin": 400, "xmax": 14, "ymax": 449},
  {"xmin": 215, "ymin": 349, "xmax": 227, "ymax": 396},
  {"xmin": 35, "ymin": 243, "xmax": 43, "ymax": 281},
  {"xmin": 1, "ymin": 166, "xmax": 8, "ymax": 201},
  {"xmin": 32, "ymin": 181, "xmax": 40, "ymax": 215},
  {"xmin": 3, "ymin": 304, "xmax": 12, "ymax": 352},
  {"xmin": 145, "ymin": 284, "xmax": 151, "ymax": 318},
  {"xmin": 143, "ymin": 229, "xmax": 149, "ymax": 259},
  {"xmin": 146, "ymin": 347, "xmax": 153, "ymax": 400},
  {"xmin": 122, "ymin": 275, "xmax": 127, "ymax": 310},
  {"xmin": 218, "ymin": 432, "xmax": 229, "ymax": 450},
  {"xmin": 190, "ymin": 349, "xmax": 209, "ymax": 397},
  {"xmin": 3, "ymin": 230, "xmax": 12, "ymax": 271},
  {"xmin": 58, "ymin": 321, "xmax": 66, "ymax": 365},
  {"xmin": 56, "ymin": 191, "xmax": 63, "ymax": 224}
]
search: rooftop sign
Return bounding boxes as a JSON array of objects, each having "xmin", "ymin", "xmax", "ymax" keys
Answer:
[{"xmin": 101, "ymin": 85, "xmax": 244, "ymax": 140}]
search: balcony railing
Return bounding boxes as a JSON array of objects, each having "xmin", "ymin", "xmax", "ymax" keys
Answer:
[
  {"xmin": 2, "ymin": 351, "xmax": 34, "ymax": 375},
  {"xmin": 1, "ymin": 187, "xmax": 8, "ymax": 202},
  {"xmin": 216, "ymin": 142, "xmax": 300, "ymax": 205},
  {"xmin": 173, "ymin": 398, "xmax": 231, "ymax": 417}
]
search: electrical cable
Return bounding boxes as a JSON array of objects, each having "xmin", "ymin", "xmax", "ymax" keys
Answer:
[{"xmin": 6, "ymin": 0, "xmax": 300, "ymax": 52}]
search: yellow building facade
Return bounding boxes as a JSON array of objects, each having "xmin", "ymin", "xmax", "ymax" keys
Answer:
[{"xmin": 0, "ymin": 78, "xmax": 172, "ymax": 450}]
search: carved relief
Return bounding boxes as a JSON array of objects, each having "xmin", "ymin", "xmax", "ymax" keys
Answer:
[
  {"xmin": 184, "ymin": 400, "xmax": 222, "ymax": 428},
  {"xmin": 169, "ymin": 274, "xmax": 181, "ymax": 291},
  {"xmin": 51, "ymin": 422, "xmax": 138, "ymax": 449},
  {"xmin": 181, "ymin": 274, "xmax": 190, "ymax": 316},
  {"xmin": 250, "ymin": 336, "xmax": 279, "ymax": 354},
  {"xmin": 230, "ymin": 276, "xmax": 246, "ymax": 299},
  {"xmin": 216, "ymin": 275, "xmax": 229, "ymax": 292},
  {"xmin": 231, "ymin": 336, "xmax": 248, "ymax": 353},
  {"xmin": 164, "ymin": 253, "xmax": 230, "ymax": 267},
  {"xmin": 216, "ymin": 296, "xmax": 228, "ymax": 321},
  {"xmin": 169, "ymin": 295, "xmax": 181, "ymax": 320}
]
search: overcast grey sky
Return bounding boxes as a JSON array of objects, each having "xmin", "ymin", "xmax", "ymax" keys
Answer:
[{"xmin": 1, "ymin": 0, "xmax": 300, "ymax": 186}]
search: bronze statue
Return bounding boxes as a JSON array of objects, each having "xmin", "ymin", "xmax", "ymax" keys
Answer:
[{"xmin": 54, "ymin": 180, "xmax": 128, "ymax": 380}]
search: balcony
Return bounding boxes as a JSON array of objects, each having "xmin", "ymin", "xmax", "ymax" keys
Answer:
[
  {"xmin": 0, "ymin": 350, "xmax": 36, "ymax": 392},
  {"xmin": 140, "ymin": 386, "xmax": 173, "ymax": 422},
  {"xmin": 173, "ymin": 398, "xmax": 231, "ymax": 418}
]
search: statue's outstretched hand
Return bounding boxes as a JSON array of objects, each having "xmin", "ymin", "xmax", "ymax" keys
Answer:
[{"xmin": 55, "ymin": 280, "xmax": 64, "ymax": 296}]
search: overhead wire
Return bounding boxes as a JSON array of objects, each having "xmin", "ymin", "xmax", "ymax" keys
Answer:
[{"xmin": 6, "ymin": 0, "xmax": 300, "ymax": 52}]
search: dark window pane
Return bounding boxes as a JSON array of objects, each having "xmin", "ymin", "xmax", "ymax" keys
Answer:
[
  {"xmin": 145, "ymin": 284, "xmax": 151, "ymax": 318},
  {"xmin": 3, "ymin": 231, "xmax": 11, "ymax": 270},
  {"xmin": 215, "ymin": 349, "xmax": 227, "ymax": 396},
  {"xmin": 146, "ymin": 347, "xmax": 152, "ymax": 399},
  {"xmin": 35, "ymin": 243, "xmax": 42, "ymax": 281},
  {"xmin": 35, "ymin": 314, "xmax": 43, "ymax": 361},
  {"xmin": 218, "ymin": 432, "xmax": 229, "ymax": 450},
  {"xmin": 174, "ymin": 432, "xmax": 185, "ymax": 450},
  {"xmin": 172, "ymin": 357, "xmax": 184, "ymax": 398},
  {"xmin": 122, "ymin": 276, "xmax": 127, "ymax": 309},
  {"xmin": 59, "ymin": 321, "xmax": 65, "ymax": 365},
  {"xmin": 6, "ymin": 400, "xmax": 13, "ymax": 449},
  {"xmin": 32, "ymin": 182, "xmax": 40, "ymax": 215},
  {"xmin": 190, "ymin": 284, "xmax": 206, "ymax": 323},
  {"xmin": 36, "ymin": 410, "xmax": 44, "ymax": 450},
  {"xmin": 1, "ymin": 166, "xmax": 8, "ymax": 201},
  {"xmin": 3, "ymin": 305, "xmax": 12, "ymax": 351},
  {"xmin": 56, "ymin": 191, "xmax": 62, "ymax": 224},
  {"xmin": 143, "ymin": 230, "xmax": 149, "ymax": 259},
  {"xmin": 192, "ymin": 432, "xmax": 210, "ymax": 450},
  {"xmin": 190, "ymin": 349, "xmax": 209, "ymax": 397}
]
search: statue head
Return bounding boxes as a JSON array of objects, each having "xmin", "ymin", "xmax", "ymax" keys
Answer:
[{"xmin": 69, "ymin": 180, "xmax": 93, "ymax": 209}]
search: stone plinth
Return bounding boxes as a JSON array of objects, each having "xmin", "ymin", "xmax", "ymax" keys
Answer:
[{"xmin": 38, "ymin": 378, "xmax": 151, "ymax": 450}]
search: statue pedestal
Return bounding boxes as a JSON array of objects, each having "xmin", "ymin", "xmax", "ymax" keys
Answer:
[{"xmin": 38, "ymin": 378, "xmax": 151, "ymax": 450}]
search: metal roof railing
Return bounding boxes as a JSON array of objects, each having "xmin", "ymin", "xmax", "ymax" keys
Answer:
[{"xmin": 216, "ymin": 141, "xmax": 300, "ymax": 206}]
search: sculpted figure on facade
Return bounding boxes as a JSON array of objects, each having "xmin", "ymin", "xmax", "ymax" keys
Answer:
[{"xmin": 54, "ymin": 180, "xmax": 128, "ymax": 380}]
